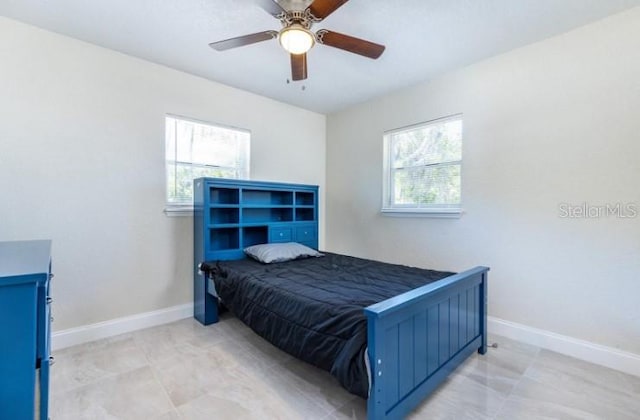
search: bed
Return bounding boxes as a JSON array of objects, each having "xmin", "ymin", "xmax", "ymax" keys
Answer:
[
  {"xmin": 200, "ymin": 251, "xmax": 488, "ymax": 419},
  {"xmin": 193, "ymin": 177, "xmax": 489, "ymax": 420}
]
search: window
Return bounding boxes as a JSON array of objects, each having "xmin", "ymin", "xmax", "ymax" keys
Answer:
[
  {"xmin": 382, "ymin": 115, "xmax": 462, "ymax": 216},
  {"xmin": 165, "ymin": 115, "xmax": 250, "ymax": 211}
]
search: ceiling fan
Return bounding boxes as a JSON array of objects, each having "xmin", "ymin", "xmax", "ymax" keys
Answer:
[{"xmin": 209, "ymin": 0, "xmax": 385, "ymax": 81}]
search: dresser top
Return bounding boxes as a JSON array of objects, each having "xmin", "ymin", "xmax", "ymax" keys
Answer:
[{"xmin": 0, "ymin": 240, "xmax": 52, "ymax": 279}]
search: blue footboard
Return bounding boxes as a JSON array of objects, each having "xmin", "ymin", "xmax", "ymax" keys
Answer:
[{"xmin": 365, "ymin": 266, "xmax": 489, "ymax": 420}]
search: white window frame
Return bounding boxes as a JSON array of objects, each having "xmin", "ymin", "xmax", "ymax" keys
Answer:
[
  {"xmin": 382, "ymin": 114, "xmax": 463, "ymax": 218},
  {"xmin": 164, "ymin": 114, "xmax": 250, "ymax": 215}
]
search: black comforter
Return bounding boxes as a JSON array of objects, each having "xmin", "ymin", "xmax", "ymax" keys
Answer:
[{"xmin": 203, "ymin": 253, "xmax": 453, "ymax": 398}]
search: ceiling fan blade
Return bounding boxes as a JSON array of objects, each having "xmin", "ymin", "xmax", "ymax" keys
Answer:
[
  {"xmin": 209, "ymin": 31, "xmax": 278, "ymax": 51},
  {"xmin": 307, "ymin": 0, "xmax": 350, "ymax": 20},
  {"xmin": 255, "ymin": 0, "xmax": 286, "ymax": 17},
  {"xmin": 291, "ymin": 53, "xmax": 308, "ymax": 81},
  {"xmin": 316, "ymin": 30, "xmax": 385, "ymax": 59}
]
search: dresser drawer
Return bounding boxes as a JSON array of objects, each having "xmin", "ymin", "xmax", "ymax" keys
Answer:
[
  {"xmin": 269, "ymin": 226, "xmax": 292, "ymax": 243},
  {"xmin": 295, "ymin": 224, "xmax": 317, "ymax": 242}
]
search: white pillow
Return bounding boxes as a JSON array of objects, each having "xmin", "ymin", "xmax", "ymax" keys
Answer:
[{"xmin": 244, "ymin": 242, "xmax": 323, "ymax": 264}]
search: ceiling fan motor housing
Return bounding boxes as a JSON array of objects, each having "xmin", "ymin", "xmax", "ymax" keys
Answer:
[{"xmin": 279, "ymin": 9, "xmax": 319, "ymax": 28}]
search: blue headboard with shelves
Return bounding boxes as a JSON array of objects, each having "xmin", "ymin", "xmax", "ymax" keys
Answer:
[{"xmin": 193, "ymin": 177, "xmax": 319, "ymax": 324}]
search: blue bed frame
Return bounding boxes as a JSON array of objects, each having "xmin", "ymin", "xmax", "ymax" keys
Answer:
[{"xmin": 193, "ymin": 178, "xmax": 489, "ymax": 419}]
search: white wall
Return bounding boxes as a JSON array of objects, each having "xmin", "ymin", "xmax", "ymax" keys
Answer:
[
  {"xmin": 326, "ymin": 8, "xmax": 640, "ymax": 354},
  {"xmin": 0, "ymin": 17, "xmax": 326, "ymax": 331}
]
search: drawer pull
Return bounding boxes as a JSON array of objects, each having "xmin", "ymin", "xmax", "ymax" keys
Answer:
[
  {"xmin": 50, "ymin": 316, "xmax": 54, "ymax": 323},
  {"xmin": 49, "ymin": 356, "xmax": 55, "ymax": 366},
  {"xmin": 46, "ymin": 297, "xmax": 53, "ymax": 304},
  {"xmin": 279, "ymin": 233, "xmax": 284, "ymax": 237}
]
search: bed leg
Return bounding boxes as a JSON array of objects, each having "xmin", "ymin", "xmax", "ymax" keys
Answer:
[
  {"xmin": 194, "ymin": 272, "xmax": 218, "ymax": 325},
  {"xmin": 478, "ymin": 271, "xmax": 488, "ymax": 355},
  {"xmin": 479, "ymin": 338, "xmax": 488, "ymax": 355}
]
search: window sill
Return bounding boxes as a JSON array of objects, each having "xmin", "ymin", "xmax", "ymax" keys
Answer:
[
  {"xmin": 381, "ymin": 208, "xmax": 463, "ymax": 218},
  {"xmin": 164, "ymin": 206, "xmax": 194, "ymax": 217}
]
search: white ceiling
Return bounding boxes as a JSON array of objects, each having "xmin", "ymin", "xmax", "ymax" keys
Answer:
[{"xmin": 1, "ymin": 0, "xmax": 639, "ymax": 114}]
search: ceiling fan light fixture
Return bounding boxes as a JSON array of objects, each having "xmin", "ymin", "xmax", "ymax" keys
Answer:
[{"xmin": 279, "ymin": 24, "xmax": 315, "ymax": 55}]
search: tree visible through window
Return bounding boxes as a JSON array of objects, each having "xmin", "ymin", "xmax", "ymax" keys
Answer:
[
  {"xmin": 165, "ymin": 116, "xmax": 250, "ymax": 207},
  {"xmin": 383, "ymin": 115, "xmax": 462, "ymax": 213}
]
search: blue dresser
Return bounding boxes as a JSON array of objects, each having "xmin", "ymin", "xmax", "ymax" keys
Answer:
[
  {"xmin": 193, "ymin": 178, "xmax": 319, "ymax": 325},
  {"xmin": 0, "ymin": 240, "xmax": 52, "ymax": 420}
]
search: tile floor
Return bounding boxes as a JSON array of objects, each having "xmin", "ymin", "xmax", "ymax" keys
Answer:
[{"xmin": 50, "ymin": 314, "xmax": 640, "ymax": 419}]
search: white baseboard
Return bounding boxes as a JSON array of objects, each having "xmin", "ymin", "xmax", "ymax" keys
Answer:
[
  {"xmin": 52, "ymin": 303, "xmax": 194, "ymax": 351},
  {"xmin": 488, "ymin": 316, "xmax": 640, "ymax": 377},
  {"xmin": 51, "ymin": 306, "xmax": 639, "ymax": 378}
]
